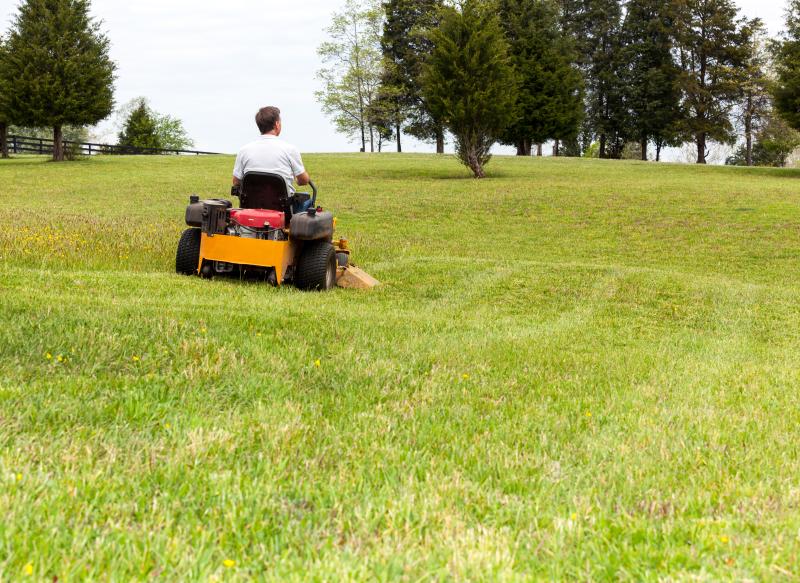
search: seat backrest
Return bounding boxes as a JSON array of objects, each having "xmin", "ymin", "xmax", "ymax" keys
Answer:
[{"xmin": 240, "ymin": 172, "xmax": 291, "ymax": 215}]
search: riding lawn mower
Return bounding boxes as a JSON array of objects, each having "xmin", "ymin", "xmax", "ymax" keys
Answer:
[{"xmin": 175, "ymin": 172, "xmax": 377, "ymax": 290}]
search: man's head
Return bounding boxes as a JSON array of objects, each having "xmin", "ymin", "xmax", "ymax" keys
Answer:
[{"xmin": 256, "ymin": 106, "xmax": 281, "ymax": 136}]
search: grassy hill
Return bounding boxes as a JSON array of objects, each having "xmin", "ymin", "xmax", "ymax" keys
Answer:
[{"xmin": 2, "ymin": 154, "xmax": 800, "ymax": 580}]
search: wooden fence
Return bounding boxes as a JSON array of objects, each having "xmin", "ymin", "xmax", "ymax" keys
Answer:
[{"xmin": 7, "ymin": 135, "xmax": 222, "ymax": 156}]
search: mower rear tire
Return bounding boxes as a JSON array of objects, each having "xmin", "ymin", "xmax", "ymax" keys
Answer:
[
  {"xmin": 295, "ymin": 241, "xmax": 337, "ymax": 291},
  {"xmin": 176, "ymin": 228, "xmax": 201, "ymax": 275}
]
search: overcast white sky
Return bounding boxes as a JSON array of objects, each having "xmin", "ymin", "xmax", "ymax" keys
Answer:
[{"xmin": 0, "ymin": 0, "xmax": 788, "ymax": 154}]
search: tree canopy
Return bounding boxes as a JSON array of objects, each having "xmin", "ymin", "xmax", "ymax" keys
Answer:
[
  {"xmin": 0, "ymin": 0, "xmax": 116, "ymax": 161},
  {"xmin": 422, "ymin": 0, "xmax": 518, "ymax": 177},
  {"xmin": 498, "ymin": 0, "xmax": 583, "ymax": 156}
]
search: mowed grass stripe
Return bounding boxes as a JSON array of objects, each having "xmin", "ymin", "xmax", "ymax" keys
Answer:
[{"xmin": 2, "ymin": 155, "xmax": 800, "ymax": 579}]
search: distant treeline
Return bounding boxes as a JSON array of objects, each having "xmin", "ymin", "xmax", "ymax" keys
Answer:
[
  {"xmin": 0, "ymin": 0, "xmax": 193, "ymax": 162},
  {"xmin": 317, "ymin": 0, "xmax": 800, "ymax": 177}
]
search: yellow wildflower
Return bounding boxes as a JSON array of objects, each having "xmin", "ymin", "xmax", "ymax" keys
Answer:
[
  {"xmin": 132, "ymin": 355, "xmax": 140, "ymax": 362},
  {"xmin": 462, "ymin": 374, "xmax": 470, "ymax": 380},
  {"xmin": 720, "ymin": 535, "xmax": 730, "ymax": 544},
  {"xmin": 585, "ymin": 411, "xmax": 592, "ymax": 418},
  {"xmin": 24, "ymin": 563, "xmax": 33, "ymax": 576},
  {"xmin": 223, "ymin": 559, "xmax": 235, "ymax": 568},
  {"xmin": 570, "ymin": 513, "xmax": 578, "ymax": 521},
  {"xmin": 314, "ymin": 359, "xmax": 321, "ymax": 368},
  {"xmin": 45, "ymin": 353, "xmax": 52, "ymax": 360}
]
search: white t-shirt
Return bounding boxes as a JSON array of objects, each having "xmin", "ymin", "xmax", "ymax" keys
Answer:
[{"xmin": 233, "ymin": 135, "xmax": 306, "ymax": 193}]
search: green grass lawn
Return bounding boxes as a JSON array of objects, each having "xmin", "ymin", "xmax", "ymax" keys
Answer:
[{"xmin": 2, "ymin": 153, "xmax": 800, "ymax": 580}]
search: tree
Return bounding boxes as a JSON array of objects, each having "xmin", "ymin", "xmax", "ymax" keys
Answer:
[
  {"xmin": 116, "ymin": 98, "xmax": 194, "ymax": 152},
  {"xmin": 316, "ymin": 0, "xmax": 383, "ymax": 153},
  {"xmin": 498, "ymin": 0, "xmax": 583, "ymax": 157},
  {"xmin": 673, "ymin": 0, "xmax": 751, "ymax": 164},
  {"xmin": 564, "ymin": 0, "xmax": 628, "ymax": 159},
  {"xmin": 773, "ymin": 1, "xmax": 800, "ymax": 132},
  {"xmin": 736, "ymin": 19, "xmax": 771, "ymax": 166},
  {"xmin": 381, "ymin": 0, "xmax": 446, "ymax": 153},
  {"xmin": 421, "ymin": 1, "xmax": 518, "ymax": 178},
  {"xmin": 117, "ymin": 100, "xmax": 161, "ymax": 151},
  {"xmin": 726, "ymin": 113, "xmax": 800, "ymax": 167},
  {"xmin": 0, "ymin": 0, "xmax": 116, "ymax": 161},
  {"xmin": 0, "ymin": 35, "xmax": 9, "ymax": 159},
  {"xmin": 621, "ymin": 0, "xmax": 684, "ymax": 161}
]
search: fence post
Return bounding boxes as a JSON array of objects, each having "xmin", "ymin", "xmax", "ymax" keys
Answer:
[
  {"xmin": 11, "ymin": 136, "xmax": 16, "ymax": 154},
  {"xmin": 39, "ymin": 138, "xmax": 43, "ymax": 155}
]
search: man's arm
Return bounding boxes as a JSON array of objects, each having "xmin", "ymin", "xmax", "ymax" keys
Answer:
[
  {"xmin": 295, "ymin": 171, "xmax": 310, "ymax": 186},
  {"xmin": 232, "ymin": 176, "xmax": 242, "ymax": 187}
]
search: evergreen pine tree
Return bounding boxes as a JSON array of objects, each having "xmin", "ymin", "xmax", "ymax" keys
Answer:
[
  {"xmin": 562, "ymin": 0, "xmax": 628, "ymax": 158},
  {"xmin": 673, "ymin": 0, "xmax": 750, "ymax": 164},
  {"xmin": 0, "ymin": 0, "xmax": 116, "ymax": 161},
  {"xmin": 737, "ymin": 19, "xmax": 771, "ymax": 167},
  {"xmin": 0, "ymin": 36, "xmax": 9, "ymax": 159},
  {"xmin": 421, "ymin": 1, "xmax": 518, "ymax": 177},
  {"xmin": 381, "ymin": 0, "xmax": 445, "ymax": 153},
  {"xmin": 498, "ymin": 0, "xmax": 583, "ymax": 156},
  {"xmin": 773, "ymin": 0, "xmax": 800, "ymax": 132},
  {"xmin": 117, "ymin": 100, "xmax": 163, "ymax": 152},
  {"xmin": 621, "ymin": 0, "xmax": 684, "ymax": 161}
]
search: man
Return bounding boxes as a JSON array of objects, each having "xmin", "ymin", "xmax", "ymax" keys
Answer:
[{"xmin": 232, "ymin": 106, "xmax": 310, "ymax": 194}]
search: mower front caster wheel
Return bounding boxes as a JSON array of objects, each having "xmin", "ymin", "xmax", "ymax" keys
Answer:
[
  {"xmin": 295, "ymin": 241, "xmax": 337, "ymax": 291},
  {"xmin": 176, "ymin": 228, "xmax": 201, "ymax": 275}
]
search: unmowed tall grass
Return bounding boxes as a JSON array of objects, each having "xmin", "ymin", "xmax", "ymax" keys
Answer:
[{"xmin": 2, "ymin": 153, "xmax": 800, "ymax": 580}]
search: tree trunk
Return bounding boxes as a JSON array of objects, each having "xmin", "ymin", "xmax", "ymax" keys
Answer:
[
  {"xmin": 436, "ymin": 129, "xmax": 444, "ymax": 154},
  {"xmin": 516, "ymin": 141, "xmax": 526, "ymax": 156},
  {"xmin": 641, "ymin": 138, "xmax": 648, "ymax": 161},
  {"xmin": 553, "ymin": 140, "xmax": 560, "ymax": 157},
  {"xmin": 745, "ymin": 97, "xmax": 753, "ymax": 167},
  {"xmin": 536, "ymin": 143, "xmax": 543, "ymax": 157},
  {"xmin": 53, "ymin": 125, "xmax": 64, "ymax": 162},
  {"xmin": 0, "ymin": 122, "xmax": 8, "ymax": 159},
  {"xmin": 599, "ymin": 134, "xmax": 607, "ymax": 159},
  {"xmin": 360, "ymin": 122, "xmax": 366, "ymax": 153},
  {"xmin": 369, "ymin": 126, "xmax": 374, "ymax": 153},
  {"xmin": 656, "ymin": 143, "xmax": 662, "ymax": 162},
  {"xmin": 467, "ymin": 150, "xmax": 485, "ymax": 178},
  {"xmin": 396, "ymin": 123, "xmax": 402, "ymax": 153},
  {"xmin": 696, "ymin": 133, "xmax": 706, "ymax": 164}
]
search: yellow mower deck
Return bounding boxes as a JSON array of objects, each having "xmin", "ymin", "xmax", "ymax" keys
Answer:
[
  {"xmin": 197, "ymin": 233, "xmax": 378, "ymax": 288},
  {"xmin": 199, "ymin": 233, "xmax": 295, "ymax": 284}
]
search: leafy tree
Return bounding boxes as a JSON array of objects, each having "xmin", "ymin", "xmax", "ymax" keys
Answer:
[
  {"xmin": 421, "ymin": 1, "xmax": 518, "ymax": 178},
  {"xmin": 773, "ymin": 0, "xmax": 800, "ymax": 132},
  {"xmin": 316, "ymin": 0, "xmax": 383, "ymax": 153},
  {"xmin": 0, "ymin": 0, "xmax": 116, "ymax": 161},
  {"xmin": 726, "ymin": 114, "xmax": 800, "ymax": 167},
  {"xmin": 367, "ymin": 80, "xmax": 403, "ymax": 152},
  {"xmin": 673, "ymin": 0, "xmax": 751, "ymax": 164},
  {"xmin": 621, "ymin": 0, "xmax": 684, "ymax": 161},
  {"xmin": 381, "ymin": 0, "xmax": 445, "ymax": 153},
  {"xmin": 498, "ymin": 0, "xmax": 583, "ymax": 156},
  {"xmin": 115, "ymin": 98, "xmax": 193, "ymax": 152}
]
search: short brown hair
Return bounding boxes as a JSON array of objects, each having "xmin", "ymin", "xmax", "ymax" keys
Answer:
[{"xmin": 255, "ymin": 106, "xmax": 281, "ymax": 134}]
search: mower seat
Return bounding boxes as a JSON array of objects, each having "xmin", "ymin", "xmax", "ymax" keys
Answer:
[{"xmin": 239, "ymin": 172, "xmax": 293, "ymax": 216}]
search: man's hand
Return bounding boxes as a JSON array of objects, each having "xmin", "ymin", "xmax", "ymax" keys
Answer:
[
  {"xmin": 296, "ymin": 171, "xmax": 310, "ymax": 186},
  {"xmin": 232, "ymin": 176, "xmax": 242, "ymax": 187}
]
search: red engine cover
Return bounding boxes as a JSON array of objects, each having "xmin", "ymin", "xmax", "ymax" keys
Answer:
[{"xmin": 230, "ymin": 209, "xmax": 285, "ymax": 229}]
